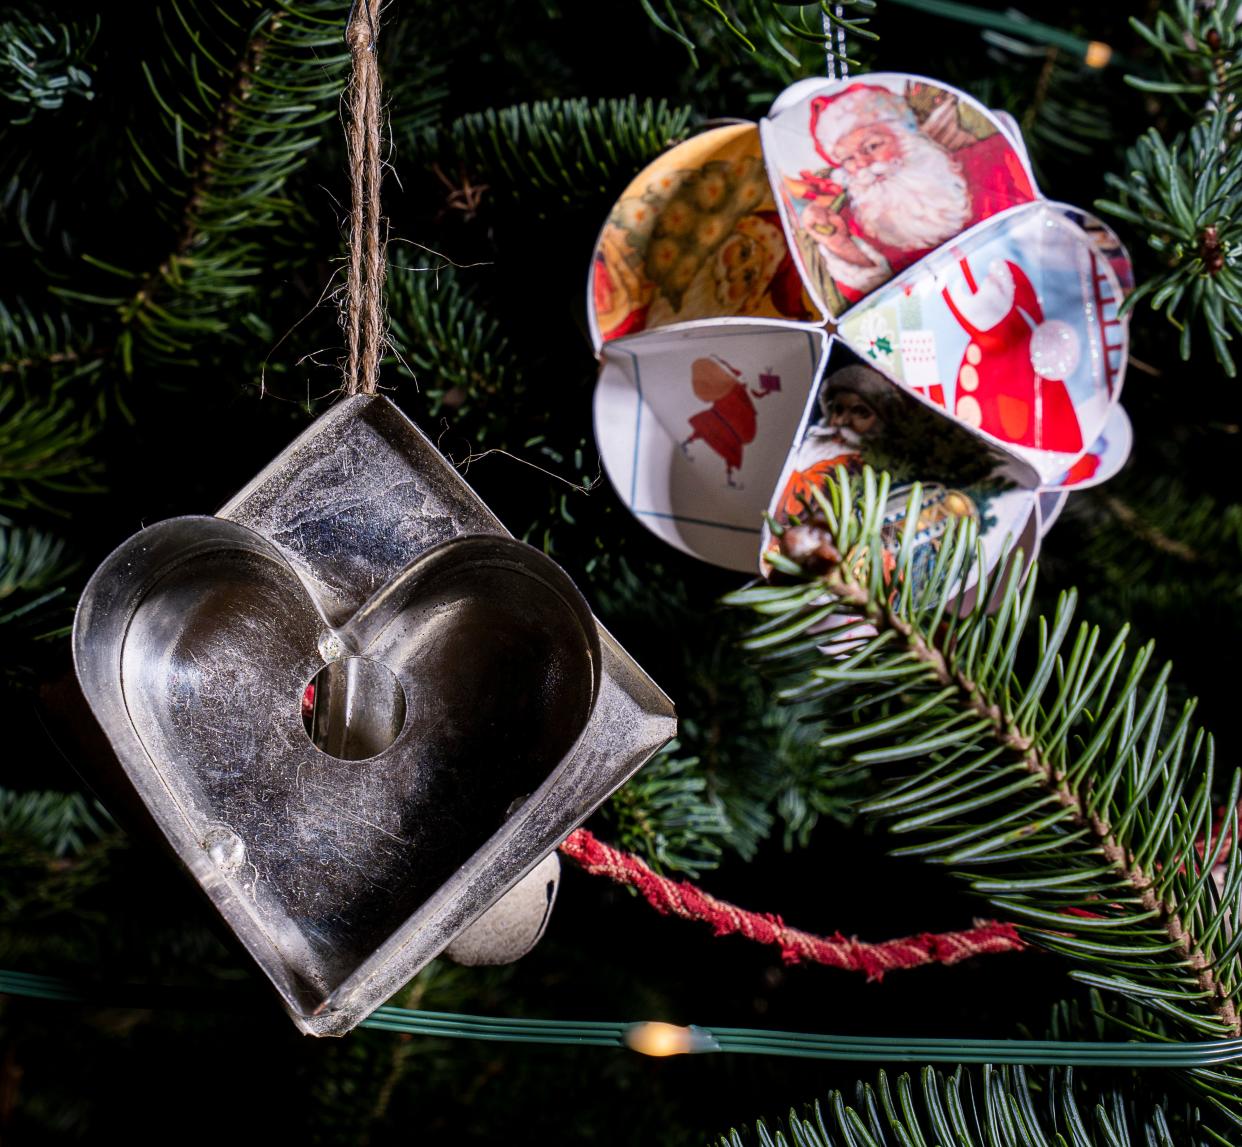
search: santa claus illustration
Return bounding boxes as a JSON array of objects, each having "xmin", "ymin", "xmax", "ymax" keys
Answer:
[
  {"xmin": 942, "ymin": 256, "xmax": 1083, "ymax": 455},
  {"xmin": 682, "ymin": 356, "xmax": 771, "ymax": 487},
  {"xmin": 777, "ymin": 364, "xmax": 887, "ymax": 518},
  {"xmin": 795, "ymin": 84, "xmax": 1033, "ymax": 301}
]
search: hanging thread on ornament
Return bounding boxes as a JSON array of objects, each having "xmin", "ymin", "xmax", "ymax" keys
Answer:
[
  {"xmin": 822, "ymin": 4, "xmax": 850, "ymax": 80},
  {"xmin": 344, "ymin": 0, "xmax": 386, "ymax": 396}
]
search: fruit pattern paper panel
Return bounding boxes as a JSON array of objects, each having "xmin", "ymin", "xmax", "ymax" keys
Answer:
[{"xmin": 589, "ymin": 125, "xmax": 819, "ymax": 348}]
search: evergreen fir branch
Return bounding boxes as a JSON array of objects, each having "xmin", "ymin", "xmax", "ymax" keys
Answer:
[
  {"xmin": 0, "ymin": 522, "xmax": 73, "ymax": 592},
  {"xmin": 0, "ymin": 789, "xmax": 127, "ymax": 967},
  {"xmin": 726, "ymin": 467, "xmax": 1242, "ymax": 1129},
  {"xmin": 595, "ymin": 561, "xmax": 865, "ymax": 872},
  {"xmin": 1099, "ymin": 106, "xmax": 1242, "ymax": 376},
  {"xmin": 1077, "ymin": 480, "xmax": 1242, "ymax": 597},
  {"xmin": 642, "ymin": 0, "xmax": 878, "ymax": 68},
  {"xmin": 384, "ymin": 263, "xmax": 522, "ymax": 430},
  {"xmin": 69, "ymin": 1, "xmax": 349, "ymax": 369},
  {"xmin": 379, "ymin": 14, "xmax": 447, "ymax": 147},
  {"xmin": 0, "ymin": 788, "xmax": 113, "ymax": 859},
  {"xmin": 434, "ymin": 97, "xmax": 694, "ymax": 214},
  {"xmin": 720, "ymin": 1064, "xmax": 1206, "ymax": 1147},
  {"xmin": 682, "ymin": 676, "xmax": 863, "ymax": 860},
  {"xmin": 0, "ymin": 297, "xmax": 99, "ymax": 383},
  {"xmin": 1044, "ymin": 483, "xmax": 1242, "ymax": 703},
  {"xmin": 974, "ymin": 40, "xmax": 1113, "ymax": 166},
  {"xmin": 1127, "ymin": 0, "xmax": 1242, "ymax": 109},
  {"xmin": 604, "ymin": 746, "xmax": 731, "ymax": 877},
  {"xmin": 0, "ymin": 5, "xmax": 97, "ymax": 126},
  {"xmin": 1099, "ymin": 490, "xmax": 1223, "ymax": 569},
  {"xmin": 133, "ymin": 1, "xmax": 346, "ymax": 240},
  {"xmin": 0, "ymin": 381, "xmax": 101, "ymax": 509},
  {"xmin": 0, "ymin": 525, "xmax": 77, "ymax": 643}
]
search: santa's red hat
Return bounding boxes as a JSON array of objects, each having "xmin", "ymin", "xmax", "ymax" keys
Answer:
[{"xmin": 809, "ymin": 84, "xmax": 917, "ymax": 168}]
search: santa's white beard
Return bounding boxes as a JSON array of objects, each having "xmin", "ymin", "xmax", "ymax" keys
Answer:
[
  {"xmin": 847, "ymin": 133, "xmax": 971, "ymax": 251},
  {"xmin": 799, "ymin": 422, "xmax": 864, "ymax": 465}
]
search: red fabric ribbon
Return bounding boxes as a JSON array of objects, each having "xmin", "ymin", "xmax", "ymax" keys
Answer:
[{"xmin": 558, "ymin": 828, "xmax": 1026, "ymax": 980}]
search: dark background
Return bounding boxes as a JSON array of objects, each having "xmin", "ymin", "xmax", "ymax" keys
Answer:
[{"xmin": 2, "ymin": 2, "xmax": 1236, "ymax": 1143}]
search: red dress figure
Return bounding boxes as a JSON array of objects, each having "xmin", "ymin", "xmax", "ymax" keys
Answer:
[
  {"xmin": 941, "ymin": 257, "xmax": 1083, "ymax": 455},
  {"xmin": 682, "ymin": 357, "xmax": 761, "ymax": 487}
]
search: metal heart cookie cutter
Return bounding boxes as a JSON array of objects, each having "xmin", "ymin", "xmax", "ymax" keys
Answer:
[{"xmin": 73, "ymin": 395, "xmax": 676, "ymax": 1036}]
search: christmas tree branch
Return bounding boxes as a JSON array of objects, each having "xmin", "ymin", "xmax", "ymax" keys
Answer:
[
  {"xmin": 721, "ymin": 1063, "xmax": 1207, "ymax": 1147},
  {"xmin": 1103, "ymin": 2, "xmax": 1242, "ymax": 375},
  {"xmin": 1101, "ymin": 493, "xmax": 1203, "ymax": 565},
  {"xmin": 792, "ymin": 561, "xmax": 1237, "ymax": 1032},
  {"xmin": 54, "ymin": 1, "xmax": 349, "ymax": 371},
  {"xmin": 1125, "ymin": 0, "xmax": 1242, "ymax": 109},
  {"xmin": 640, "ymin": 0, "xmax": 877, "ymax": 69},
  {"xmin": 431, "ymin": 97, "xmax": 694, "ymax": 216},
  {"xmin": 0, "ymin": 5, "xmax": 96, "ymax": 126},
  {"xmin": 727, "ymin": 468, "xmax": 1242, "ymax": 1127},
  {"xmin": 0, "ymin": 383, "xmax": 101, "ymax": 509}
]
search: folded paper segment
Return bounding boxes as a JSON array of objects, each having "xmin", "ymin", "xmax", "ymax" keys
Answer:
[
  {"xmin": 588, "ymin": 73, "xmax": 1133, "ymax": 576},
  {"xmin": 595, "ymin": 323, "xmax": 827, "ymax": 572},
  {"xmin": 1056, "ymin": 203, "xmax": 1135, "ymax": 299},
  {"xmin": 1040, "ymin": 405, "xmax": 1133, "ymax": 493},
  {"xmin": 1039, "ymin": 490, "xmax": 1070, "ymax": 537},
  {"xmin": 588, "ymin": 124, "xmax": 820, "ymax": 349},
  {"xmin": 759, "ymin": 341, "xmax": 1042, "ymax": 589},
  {"xmin": 836, "ymin": 204, "xmax": 1129, "ymax": 485},
  {"xmin": 760, "ymin": 73, "xmax": 1038, "ymax": 319}
]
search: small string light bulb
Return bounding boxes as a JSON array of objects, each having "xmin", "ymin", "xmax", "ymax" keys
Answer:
[
  {"xmin": 623, "ymin": 1022, "xmax": 721, "ymax": 1057},
  {"xmin": 1084, "ymin": 41, "xmax": 1113, "ymax": 69}
]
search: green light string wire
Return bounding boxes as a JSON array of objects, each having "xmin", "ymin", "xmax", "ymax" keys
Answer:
[{"xmin": 5, "ymin": 968, "xmax": 1242, "ymax": 1067}]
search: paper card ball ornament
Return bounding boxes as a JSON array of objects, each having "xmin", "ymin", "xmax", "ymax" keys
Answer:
[
  {"xmin": 588, "ymin": 73, "xmax": 1133, "ymax": 575},
  {"xmin": 73, "ymin": 395, "xmax": 676, "ymax": 1035}
]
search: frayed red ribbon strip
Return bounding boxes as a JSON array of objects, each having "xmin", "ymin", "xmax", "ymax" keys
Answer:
[{"xmin": 558, "ymin": 828, "xmax": 1025, "ymax": 981}]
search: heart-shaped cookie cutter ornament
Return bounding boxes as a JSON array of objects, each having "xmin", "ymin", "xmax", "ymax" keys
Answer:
[
  {"xmin": 588, "ymin": 74, "xmax": 1134, "ymax": 575},
  {"xmin": 73, "ymin": 395, "xmax": 676, "ymax": 1036}
]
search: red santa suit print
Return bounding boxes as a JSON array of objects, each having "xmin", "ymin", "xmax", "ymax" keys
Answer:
[
  {"xmin": 682, "ymin": 356, "xmax": 768, "ymax": 487},
  {"xmin": 942, "ymin": 257, "xmax": 1083, "ymax": 455},
  {"xmin": 797, "ymin": 84, "xmax": 1034, "ymax": 303}
]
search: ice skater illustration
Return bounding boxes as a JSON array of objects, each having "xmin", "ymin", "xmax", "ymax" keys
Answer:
[{"xmin": 681, "ymin": 356, "xmax": 773, "ymax": 487}]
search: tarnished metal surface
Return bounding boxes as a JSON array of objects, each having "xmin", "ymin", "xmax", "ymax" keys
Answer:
[{"xmin": 73, "ymin": 396, "xmax": 676, "ymax": 1036}]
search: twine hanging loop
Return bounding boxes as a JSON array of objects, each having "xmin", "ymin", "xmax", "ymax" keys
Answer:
[{"xmin": 344, "ymin": 0, "xmax": 385, "ymax": 396}]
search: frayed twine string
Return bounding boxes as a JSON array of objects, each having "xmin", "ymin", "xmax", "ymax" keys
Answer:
[
  {"xmin": 558, "ymin": 828, "xmax": 1026, "ymax": 981},
  {"xmin": 343, "ymin": 0, "xmax": 385, "ymax": 396}
]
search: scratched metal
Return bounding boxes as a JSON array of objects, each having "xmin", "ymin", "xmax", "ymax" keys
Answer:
[{"xmin": 73, "ymin": 396, "xmax": 677, "ymax": 1036}]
